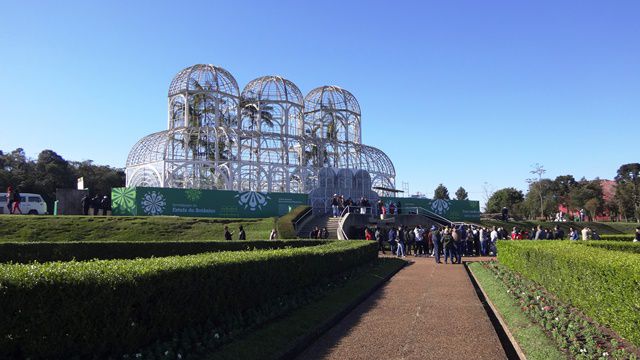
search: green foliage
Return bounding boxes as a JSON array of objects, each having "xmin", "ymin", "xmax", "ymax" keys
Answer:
[
  {"xmin": 583, "ymin": 240, "xmax": 640, "ymax": 253},
  {"xmin": 0, "ymin": 240, "xmax": 377, "ymax": 358},
  {"xmin": 0, "ymin": 148, "xmax": 125, "ymax": 209},
  {"xmin": 599, "ymin": 234, "xmax": 636, "ymax": 241},
  {"xmin": 615, "ymin": 163, "xmax": 640, "ymax": 222},
  {"xmin": 0, "ymin": 240, "xmax": 327, "ymax": 263},
  {"xmin": 455, "ymin": 186, "xmax": 468, "ymax": 201},
  {"xmin": 475, "ymin": 262, "xmax": 637, "ymax": 360},
  {"xmin": 568, "ymin": 178, "xmax": 604, "ymax": 220},
  {"xmin": 0, "ymin": 215, "xmax": 276, "ymax": 242},
  {"xmin": 276, "ymin": 205, "xmax": 311, "ymax": 239},
  {"xmin": 433, "ymin": 183, "xmax": 450, "ymax": 200},
  {"xmin": 498, "ymin": 241, "xmax": 640, "ymax": 347},
  {"xmin": 485, "ymin": 187, "xmax": 524, "ymax": 214},
  {"xmin": 523, "ymin": 179, "xmax": 558, "ymax": 219}
]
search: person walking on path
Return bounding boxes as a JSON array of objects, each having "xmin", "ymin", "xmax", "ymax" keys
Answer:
[
  {"xmin": 443, "ymin": 228, "xmax": 454, "ymax": 264},
  {"xmin": 224, "ymin": 225, "xmax": 234, "ymax": 240},
  {"xmin": 92, "ymin": 194, "xmax": 101, "ymax": 215},
  {"xmin": 431, "ymin": 226, "xmax": 441, "ymax": 263},
  {"xmin": 395, "ymin": 226, "xmax": 406, "ymax": 258},
  {"xmin": 451, "ymin": 227, "xmax": 461, "ymax": 263},
  {"xmin": 12, "ymin": 188, "xmax": 22, "ymax": 214},
  {"xmin": 6, "ymin": 185, "xmax": 14, "ymax": 214},
  {"xmin": 269, "ymin": 228, "xmax": 277, "ymax": 240},
  {"xmin": 331, "ymin": 194, "xmax": 340, "ymax": 217},
  {"xmin": 81, "ymin": 193, "xmax": 91, "ymax": 215},
  {"xmin": 238, "ymin": 225, "xmax": 246, "ymax": 240},
  {"xmin": 101, "ymin": 195, "xmax": 111, "ymax": 216},
  {"xmin": 581, "ymin": 227, "xmax": 590, "ymax": 240},
  {"xmin": 634, "ymin": 227, "xmax": 640, "ymax": 243},
  {"xmin": 375, "ymin": 226, "xmax": 386, "ymax": 254}
]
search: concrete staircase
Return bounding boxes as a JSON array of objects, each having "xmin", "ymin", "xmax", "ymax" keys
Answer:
[{"xmin": 296, "ymin": 215, "xmax": 341, "ymax": 239}]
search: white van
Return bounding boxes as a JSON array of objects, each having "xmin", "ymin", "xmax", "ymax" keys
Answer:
[{"xmin": 0, "ymin": 193, "xmax": 48, "ymax": 215}]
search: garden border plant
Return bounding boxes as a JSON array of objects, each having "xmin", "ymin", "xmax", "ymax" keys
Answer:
[
  {"xmin": 0, "ymin": 239, "xmax": 327, "ymax": 263},
  {"xmin": 0, "ymin": 240, "xmax": 377, "ymax": 358},
  {"xmin": 476, "ymin": 261, "xmax": 638, "ymax": 360},
  {"xmin": 498, "ymin": 240, "xmax": 640, "ymax": 347}
]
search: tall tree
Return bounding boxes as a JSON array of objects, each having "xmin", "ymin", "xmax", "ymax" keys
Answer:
[
  {"xmin": 568, "ymin": 178, "xmax": 604, "ymax": 221},
  {"xmin": 615, "ymin": 163, "xmax": 640, "ymax": 222},
  {"xmin": 552, "ymin": 175, "xmax": 577, "ymax": 211},
  {"xmin": 527, "ymin": 163, "xmax": 547, "ymax": 218},
  {"xmin": 455, "ymin": 186, "xmax": 469, "ymax": 200},
  {"xmin": 485, "ymin": 188, "xmax": 525, "ymax": 214},
  {"xmin": 433, "ymin": 184, "xmax": 450, "ymax": 200},
  {"xmin": 523, "ymin": 179, "xmax": 557, "ymax": 219}
]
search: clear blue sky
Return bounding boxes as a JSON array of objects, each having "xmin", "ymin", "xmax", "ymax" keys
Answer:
[{"xmin": 1, "ymin": 0, "xmax": 638, "ymax": 206}]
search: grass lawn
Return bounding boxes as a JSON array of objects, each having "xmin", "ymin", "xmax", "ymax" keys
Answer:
[
  {"xmin": 477, "ymin": 219, "xmax": 637, "ymax": 235},
  {"xmin": 207, "ymin": 258, "xmax": 406, "ymax": 360},
  {"xmin": 0, "ymin": 215, "xmax": 278, "ymax": 242},
  {"xmin": 468, "ymin": 262, "xmax": 566, "ymax": 360}
]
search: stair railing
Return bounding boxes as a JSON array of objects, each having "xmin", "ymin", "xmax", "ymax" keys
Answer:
[{"xmin": 293, "ymin": 207, "xmax": 314, "ymax": 233}]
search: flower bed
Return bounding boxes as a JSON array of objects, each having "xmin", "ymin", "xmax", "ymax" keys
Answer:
[
  {"xmin": 0, "ymin": 239, "xmax": 327, "ymax": 263},
  {"xmin": 482, "ymin": 262, "xmax": 639, "ymax": 359},
  {"xmin": 0, "ymin": 240, "xmax": 377, "ymax": 358},
  {"xmin": 498, "ymin": 241, "xmax": 640, "ymax": 347}
]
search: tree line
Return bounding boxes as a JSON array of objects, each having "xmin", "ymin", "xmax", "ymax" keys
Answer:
[
  {"xmin": 484, "ymin": 163, "xmax": 640, "ymax": 222},
  {"xmin": 0, "ymin": 148, "xmax": 125, "ymax": 209}
]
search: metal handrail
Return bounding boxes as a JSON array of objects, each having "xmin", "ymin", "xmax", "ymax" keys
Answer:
[
  {"xmin": 339, "ymin": 205, "xmax": 374, "ymax": 217},
  {"xmin": 293, "ymin": 207, "xmax": 313, "ymax": 232},
  {"xmin": 402, "ymin": 207, "xmax": 453, "ymax": 226}
]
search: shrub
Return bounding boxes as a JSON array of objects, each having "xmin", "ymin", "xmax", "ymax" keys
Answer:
[
  {"xmin": 599, "ymin": 234, "xmax": 635, "ymax": 241},
  {"xmin": 498, "ymin": 241, "xmax": 640, "ymax": 347},
  {"xmin": 583, "ymin": 240, "xmax": 640, "ymax": 254},
  {"xmin": 0, "ymin": 240, "xmax": 327, "ymax": 263},
  {"xmin": 0, "ymin": 241, "xmax": 377, "ymax": 358},
  {"xmin": 276, "ymin": 205, "xmax": 311, "ymax": 239}
]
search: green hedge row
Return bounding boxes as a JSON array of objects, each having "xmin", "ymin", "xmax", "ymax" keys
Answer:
[
  {"xmin": 276, "ymin": 205, "xmax": 311, "ymax": 239},
  {"xmin": 498, "ymin": 241, "xmax": 640, "ymax": 346},
  {"xmin": 0, "ymin": 240, "xmax": 326, "ymax": 263},
  {"xmin": 582, "ymin": 240, "xmax": 640, "ymax": 254},
  {"xmin": 0, "ymin": 240, "xmax": 377, "ymax": 358},
  {"xmin": 599, "ymin": 234, "xmax": 635, "ymax": 241}
]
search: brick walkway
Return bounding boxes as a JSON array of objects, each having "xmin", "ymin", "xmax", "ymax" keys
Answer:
[{"xmin": 298, "ymin": 256, "xmax": 508, "ymax": 360}]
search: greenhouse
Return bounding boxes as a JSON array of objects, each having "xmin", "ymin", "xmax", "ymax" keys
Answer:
[{"xmin": 126, "ymin": 64, "xmax": 396, "ymax": 196}]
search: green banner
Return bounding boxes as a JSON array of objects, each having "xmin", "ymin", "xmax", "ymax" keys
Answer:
[
  {"xmin": 380, "ymin": 197, "xmax": 480, "ymax": 222},
  {"xmin": 112, "ymin": 187, "xmax": 308, "ymax": 218}
]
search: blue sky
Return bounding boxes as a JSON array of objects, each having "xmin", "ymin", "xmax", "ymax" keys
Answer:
[{"xmin": 1, "ymin": 0, "xmax": 638, "ymax": 205}]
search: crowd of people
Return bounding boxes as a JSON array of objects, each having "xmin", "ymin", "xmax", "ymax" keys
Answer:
[
  {"xmin": 81, "ymin": 193, "xmax": 111, "ymax": 215},
  {"xmin": 365, "ymin": 224, "xmax": 504, "ymax": 263},
  {"xmin": 330, "ymin": 194, "xmax": 403, "ymax": 218},
  {"xmin": 308, "ymin": 226, "xmax": 330, "ymax": 239}
]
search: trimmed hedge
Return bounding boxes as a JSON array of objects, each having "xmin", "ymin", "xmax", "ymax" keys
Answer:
[
  {"xmin": 0, "ymin": 240, "xmax": 377, "ymax": 358},
  {"xmin": 277, "ymin": 205, "xmax": 311, "ymax": 239},
  {"xmin": 599, "ymin": 234, "xmax": 635, "ymax": 241},
  {"xmin": 0, "ymin": 240, "xmax": 327, "ymax": 263},
  {"xmin": 583, "ymin": 240, "xmax": 640, "ymax": 254},
  {"xmin": 498, "ymin": 241, "xmax": 640, "ymax": 347}
]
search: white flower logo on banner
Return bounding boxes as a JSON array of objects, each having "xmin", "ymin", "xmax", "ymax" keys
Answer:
[
  {"xmin": 236, "ymin": 191, "xmax": 270, "ymax": 211},
  {"xmin": 141, "ymin": 191, "xmax": 166, "ymax": 215},
  {"xmin": 430, "ymin": 199, "xmax": 450, "ymax": 215}
]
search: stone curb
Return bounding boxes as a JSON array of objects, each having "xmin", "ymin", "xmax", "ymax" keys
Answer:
[
  {"xmin": 277, "ymin": 259, "xmax": 408, "ymax": 360},
  {"xmin": 465, "ymin": 262, "xmax": 527, "ymax": 360}
]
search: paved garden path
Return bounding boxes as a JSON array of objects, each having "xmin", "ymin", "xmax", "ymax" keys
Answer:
[{"xmin": 298, "ymin": 256, "xmax": 509, "ymax": 360}]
